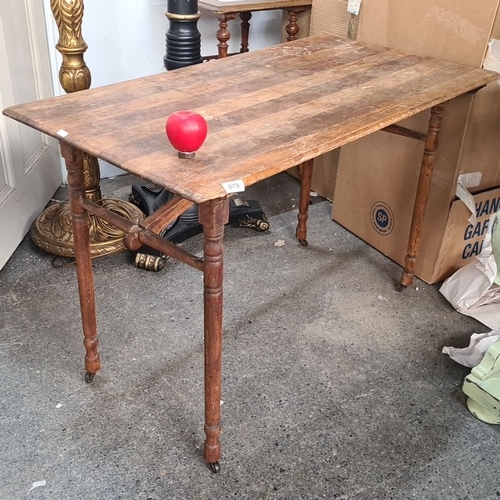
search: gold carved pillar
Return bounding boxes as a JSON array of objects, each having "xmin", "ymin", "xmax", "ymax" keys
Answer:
[{"xmin": 30, "ymin": 0, "xmax": 144, "ymax": 258}]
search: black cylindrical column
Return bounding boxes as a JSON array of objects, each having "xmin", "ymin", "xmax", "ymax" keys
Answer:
[{"xmin": 164, "ymin": 0, "xmax": 203, "ymax": 70}]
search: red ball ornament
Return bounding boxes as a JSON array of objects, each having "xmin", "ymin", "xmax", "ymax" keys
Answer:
[{"xmin": 165, "ymin": 110, "xmax": 208, "ymax": 159}]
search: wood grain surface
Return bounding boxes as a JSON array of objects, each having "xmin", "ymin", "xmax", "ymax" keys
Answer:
[
  {"xmin": 198, "ymin": 0, "xmax": 312, "ymax": 15},
  {"xmin": 4, "ymin": 35, "xmax": 498, "ymax": 204}
]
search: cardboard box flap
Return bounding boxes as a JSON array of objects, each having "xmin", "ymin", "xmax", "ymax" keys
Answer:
[{"xmin": 357, "ymin": 0, "xmax": 500, "ymax": 67}]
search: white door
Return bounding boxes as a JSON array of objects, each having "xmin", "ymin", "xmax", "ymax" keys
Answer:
[{"xmin": 0, "ymin": 0, "xmax": 62, "ymax": 270}]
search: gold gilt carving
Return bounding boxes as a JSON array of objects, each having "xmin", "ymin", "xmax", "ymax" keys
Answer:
[
  {"xmin": 31, "ymin": 199, "xmax": 144, "ymax": 258},
  {"xmin": 83, "ymin": 154, "xmax": 102, "ymax": 202},
  {"xmin": 31, "ymin": 0, "xmax": 144, "ymax": 259},
  {"xmin": 51, "ymin": 0, "xmax": 91, "ymax": 93}
]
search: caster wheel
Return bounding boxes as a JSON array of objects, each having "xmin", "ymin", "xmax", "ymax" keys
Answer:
[
  {"xmin": 85, "ymin": 371, "xmax": 96, "ymax": 383},
  {"xmin": 135, "ymin": 252, "xmax": 166, "ymax": 272},
  {"xmin": 208, "ymin": 461, "xmax": 221, "ymax": 473},
  {"xmin": 396, "ymin": 281, "xmax": 407, "ymax": 292},
  {"xmin": 256, "ymin": 220, "xmax": 270, "ymax": 232},
  {"xmin": 299, "ymin": 239, "xmax": 308, "ymax": 247}
]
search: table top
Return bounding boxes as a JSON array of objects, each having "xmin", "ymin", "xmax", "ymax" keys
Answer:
[
  {"xmin": 198, "ymin": 0, "xmax": 312, "ymax": 15},
  {"xmin": 4, "ymin": 35, "xmax": 498, "ymax": 204}
]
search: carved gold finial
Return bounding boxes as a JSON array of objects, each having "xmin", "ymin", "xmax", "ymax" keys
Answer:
[
  {"xmin": 51, "ymin": 0, "xmax": 86, "ymax": 48},
  {"xmin": 50, "ymin": 0, "xmax": 91, "ymax": 93}
]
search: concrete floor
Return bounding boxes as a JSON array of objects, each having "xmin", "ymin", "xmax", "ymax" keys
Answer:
[{"xmin": 1, "ymin": 173, "xmax": 499, "ymax": 500}]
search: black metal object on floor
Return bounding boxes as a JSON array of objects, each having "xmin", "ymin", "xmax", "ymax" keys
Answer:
[{"xmin": 129, "ymin": 184, "xmax": 269, "ymax": 271}]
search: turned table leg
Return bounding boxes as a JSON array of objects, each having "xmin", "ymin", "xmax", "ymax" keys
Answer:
[
  {"xmin": 199, "ymin": 198, "xmax": 229, "ymax": 472},
  {"xmin": 399, "ymin": 102, "xmax": 447, "ymax": 289},
  {"xmin": 61, "ymin": 142, "xmax": 101, "ymax": 382},
  {"xmin": 239, "ymin": 12, "xmax": 252, "ymax": 53},
  {"xmin": 296, "ymin": 159, "xmax": 314, "ymax": 246},
  {"xmin": 286, "ymin": 8, "xmax": 306, "ymax": 42},
  {"xmin": 216, "ymin": 14, "xmax": 236, "ymax": 58}
]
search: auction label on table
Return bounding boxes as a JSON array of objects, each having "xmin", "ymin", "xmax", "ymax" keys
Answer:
[{"xmin": 222, "ymin": 179, "xmax": 245, "ymax": 193}]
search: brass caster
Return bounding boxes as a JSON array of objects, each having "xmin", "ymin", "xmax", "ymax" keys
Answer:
[
  {"xmin": 208, "ymin": 461, "xmax": 221, "ymax": 473},
  {"xmin": 299, "ymin": 239, "xmax": 308, "ymax": 247},
  {"xmin": 396, "ymin": 281, "xmax": 407, "ymax": 292},
  {"xmin": 256, "ymin": 220, "xmax": 270, "ymax": 232},
  {"xmin": 135, "ymin": 252, "xmax": 167, "ymax": 272},
  {"xmin": 85, "ymin": 371, "xmax": 96, "ymax": 383},
  {"xmin": 237, "ymin": 214, "xmax": 270, "ymax": 232}
]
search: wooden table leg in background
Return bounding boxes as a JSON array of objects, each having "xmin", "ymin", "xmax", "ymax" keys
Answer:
[
  {"xmin": 199, "ymin": 198, "xmax": 229, "ymax": 472},
  {"xmin": 239, "ymin": 12, "xmax": 252, "ymax": 53},
  {"xmin": 399, "ymin": 102, "xmax": 448, "ymax": 289},
  {"xmin": 61, "ymin": 142, "xmax": 101, "ymax": 382},
  {"xmin": 286, "ymin": 8, "xmax": 306, "ymax": 41},
  {"xmin": 296, "ymin": 159, "xmax": 314, "ymax": 246},
  {"xmin": 213, "ymin": 6, "xmax": 307, "ymax": 58},
  {"xmin": 216, "ymin": 13, "xmax": 236, "ymax": 58}
]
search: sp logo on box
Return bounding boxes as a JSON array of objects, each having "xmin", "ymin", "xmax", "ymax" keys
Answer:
[{"xmin": 370, "ymin": 201, "xmax": 394, "ymax": 235}]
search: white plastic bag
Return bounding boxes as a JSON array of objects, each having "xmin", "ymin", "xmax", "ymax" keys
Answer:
[{"xmin": 442, "ymin": 330, "xmax": 500, "ymax": 367}]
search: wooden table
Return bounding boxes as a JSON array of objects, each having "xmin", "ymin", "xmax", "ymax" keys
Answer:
[
  {"xmin": 3, "ymin": 35, "xmax": 497, "ymax": 472},
  {"xmin": 198, "ymin": 0, "xmax": 312, "ymax": 58}
]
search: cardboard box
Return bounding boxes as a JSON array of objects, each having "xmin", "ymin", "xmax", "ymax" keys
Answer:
[
  {"xmin": 332, "ymin": 0, "xmax": 500, "ymax": 283},
  {"xmin": 309, "ymin": 0, "xmax": 358, "ymax": 40},
  {"xmin": 435, "ymin": 187, "xmax": 500, "ymax": 277}
]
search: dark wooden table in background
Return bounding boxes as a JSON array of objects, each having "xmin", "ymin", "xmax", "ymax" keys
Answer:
[
  {"xmin": 3, "ymin": 35, "xmax": 497, "ymax": 471},
  {"xmin": 198, "ymin": 0, "xmax": 312, "ymax": 58}
]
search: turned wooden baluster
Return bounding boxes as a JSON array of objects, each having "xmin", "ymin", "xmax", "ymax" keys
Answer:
[
  {"xmin": 286, "ymin": 8, "xmax": 305, "ymax": 42},
  {"xmin": 296, "ymin": 159, "xmax": 314, "ymax": 246},
  {"xmin": 61, "ymin": 143, "xmax": 101, "ymax": 382},
  {"xmin": 216, "ymin": 14, "xmax": 236, "ymax": 58},
  {"xmin": 399, "ymin": 102, "xmax": 448, "ymax": 289},
  {"xmin": 239, "ymin": 12, "xmax": 252, "ymax": 53},
  {"xmin": 199, "ymin": 197, "xmax": 229, "ymax": 472}
]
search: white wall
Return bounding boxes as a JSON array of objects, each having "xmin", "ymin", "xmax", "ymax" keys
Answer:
[{"xmin": 43, "ymin": 0, "xmax": 282, "ymax": 179}]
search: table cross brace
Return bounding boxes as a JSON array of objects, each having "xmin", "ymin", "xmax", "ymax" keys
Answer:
[
  {"xmin": 79, "ymin": 197, "xmax": 204, "ymax": 271},
  {"xmin": 382, "ymin": 124, "xmax": 427, "ymax": 142}
]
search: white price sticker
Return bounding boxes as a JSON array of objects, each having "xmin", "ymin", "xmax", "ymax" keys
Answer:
[
  {"xmin": 347, "ymin": 0, "xmax": 362, "ymax": 15},
  {"xmin": 56, "ymin": 129, "xmax": 69, "ymax": 137},
  {"xmin": 221, "ymin": 179, "xmax": 245, "ymax": 193}
]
